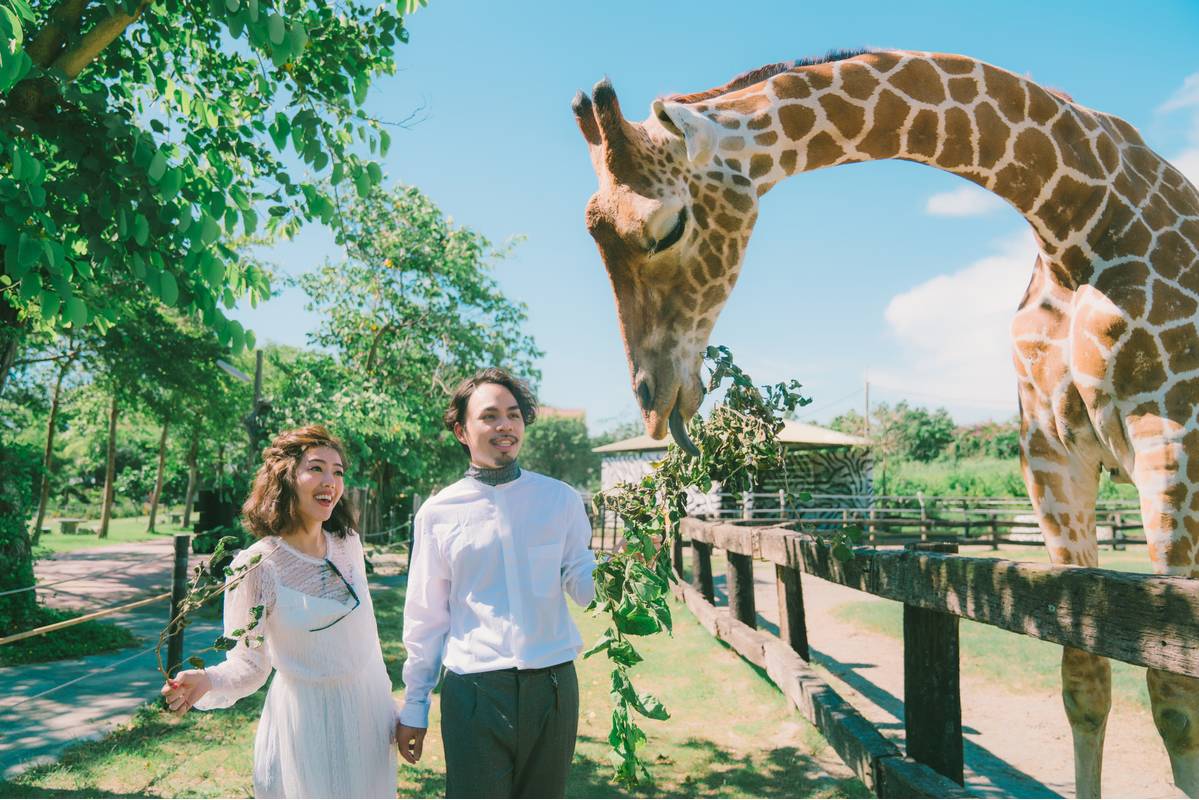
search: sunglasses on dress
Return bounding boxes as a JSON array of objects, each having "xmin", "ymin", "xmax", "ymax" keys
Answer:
[{"xmin": 307, "ymin": 558, "xmax": 361, "ymax": 632}]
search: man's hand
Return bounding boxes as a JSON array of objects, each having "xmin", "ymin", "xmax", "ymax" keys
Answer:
[{"xmin": 396, "ymin": 723, "xmax": 427, "ymax": 764}]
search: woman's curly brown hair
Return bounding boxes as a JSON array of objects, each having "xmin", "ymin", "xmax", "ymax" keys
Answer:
[{"xmin": 242, "ymin": 425, "xmax": 358, "ymax": 539}]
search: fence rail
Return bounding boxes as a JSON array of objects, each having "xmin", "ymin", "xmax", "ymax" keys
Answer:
[{"xmin": 676, "ymin": 516, "xmax": 1199, "ymax": 796}]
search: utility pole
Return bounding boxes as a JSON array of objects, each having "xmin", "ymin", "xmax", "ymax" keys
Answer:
[
  {"xmin": 865, "ymin": 379, "xmax": 871, "ymax": 438},
  {"xmin": 247, "ymin": 349, "xmax": 264, "ymax": 470}
]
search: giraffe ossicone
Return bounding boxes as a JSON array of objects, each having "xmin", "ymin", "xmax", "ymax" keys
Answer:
[{"xmin": 574, "ymin": 49, "xmax": 1199, "ymax": 799}]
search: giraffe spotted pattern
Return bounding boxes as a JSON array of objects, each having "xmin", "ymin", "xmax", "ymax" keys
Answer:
[{"xmin": 574, "ymin": 49, "xmax": 1199, "ymax": 798}]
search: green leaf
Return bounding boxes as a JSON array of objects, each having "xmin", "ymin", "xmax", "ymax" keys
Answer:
[
  {"xmin": 133, "ymin": 213, "xmax": 150, "ymax": 246},
  {"xmin": 17, "ymin": 272, "xmax": 40, "ymax": 301},
  {"xmin": 199, "ymin": 214, "xmax": 221, "ymax": 246},
  {"xmin": 158, "ymin": 167, "xmax": 182, "ymax": 201},
  {"xmin": 187, "ymin": 655, "xmax": 206, "ymax": 669},
  {"xmin": 379, "ymin": 129, "xmax": 391, "ymax": 157},
  {"xmin": 159, "ymin": 271, "xmax": 179, "ymax": 306},
  {"xmin": 287, "ymin": 22, "xmax": 308, "ymax": 57},
  {"xmin": 147, "ymin": 151, "xmax": 167, "ymax": 182},
  {"xmin": 38, "ymin": 290, "xmax": 59, "ymax": 321},
  {"xmin": 203, "ymin": 257, "xmax": 225, "ymax": 286},
  {"xmin": 367, "ymin": 162, "xmax": 383, "ymax": 185},
  {"xmin": 224, "ymin": 0, "xmax": 239, "ymax": 11},
  {"xmin": 269, "ymin": 112, "xmax": 289, "ymax": 151},
  {"xmin": 64, "ymin": 296, "xmax": 87, "ymax": 327},
  {"xmin": 267, "ymin": 12, "xmax": 285, "ymax": 45},
  {"xmin": 241, "ymin": 207, "xmax": 258, "ymax": 235}
]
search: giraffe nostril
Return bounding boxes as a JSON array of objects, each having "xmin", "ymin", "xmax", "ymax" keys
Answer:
[{"xmin": 636, "ymin": 379, "xmax": 653, "ymax": 411}]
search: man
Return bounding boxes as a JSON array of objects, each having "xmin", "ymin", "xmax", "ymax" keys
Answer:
[{"xmin": 396, "ymin": 367, "xmax": 596, "ymax": 798}]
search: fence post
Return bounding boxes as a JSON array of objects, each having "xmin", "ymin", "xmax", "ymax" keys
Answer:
[
  {"xmin": 903, "ymin": 541, "xmax": 963, "ymax": 785},
  {"xmin": 671, "ymin": 533, "xmax": 685, "ymax": 578},
  {"xmin": 778, "ymin": 488, "xmax": 786, "ymax": 518},
  {"xmin": 741, "ymin": 491, "xmax": 751, "ymax": 520},
  {"xmin": 691, "ymin": 540, "xmax": 715, "ymax": 603},
  {"xmin": 775, "ymin": 564, "xmax": 809, "ymax": 661},
  {"xmin": 989, "ymin": 511, "xmax": 999, "ymax": 550},
  {"xmin": 917, "ymin": 491, "xmax": 930, "ymax": 541},
  {"xmin": 727, "ymin": 551, "xmax": 757, "ymax": 628},
  {"xmin": 1114, "ymin": 512, "xmax": 1125, "ymax": 551},
  {"xmin": 167, "ymin": 533, "xmax": 190, "ymax": 678}
]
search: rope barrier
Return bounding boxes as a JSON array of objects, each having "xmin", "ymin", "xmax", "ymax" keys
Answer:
[
  {"xmin": 0, "ymin": 591, "xmax": 171, "ymax": 647},
  {"xmin": 0, "ymin": 644, "xmax": 160, "ymax": 712}
]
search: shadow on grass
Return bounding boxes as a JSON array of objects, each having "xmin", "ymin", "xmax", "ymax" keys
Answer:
[{"xmin": 566, "ymin": 734, "xmax": 867, "ymax": 798}]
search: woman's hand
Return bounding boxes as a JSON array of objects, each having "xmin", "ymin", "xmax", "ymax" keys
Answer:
[{"xmin": 160, "ymin": 669, "xmax": 211, "ymax": 714}]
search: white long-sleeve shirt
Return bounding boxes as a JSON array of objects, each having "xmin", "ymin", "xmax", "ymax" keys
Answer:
[{"xmin": 399, "ymin": 470, "xmax": 597, "ymax": 728}]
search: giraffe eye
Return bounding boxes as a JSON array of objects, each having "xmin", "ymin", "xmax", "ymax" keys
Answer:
[{"xmin": 648, "ymin": 208, "xmax": 687, "ymax": 254}]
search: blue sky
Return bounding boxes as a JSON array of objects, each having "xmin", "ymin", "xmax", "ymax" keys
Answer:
[{"xmin": 231, "ymin": 0, "xmax": 1199, "ymax": 434}]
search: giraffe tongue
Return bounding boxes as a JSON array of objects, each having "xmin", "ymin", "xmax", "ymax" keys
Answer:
[{"xmin": 669, "ymin": 406, "xmax": 701, "ymax": 458}]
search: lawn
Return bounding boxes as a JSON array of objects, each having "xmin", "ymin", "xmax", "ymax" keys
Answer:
[
  {"xmin": 0, "ymin": 607, "xmax": 141, "ymax": 667},
  {"xmin": 2, "ymin": 579, "xmax": 867, "ymax": 799},
  {"xmin": 34, "ymin": 514, "xmax": 191, "ymax": 557}
]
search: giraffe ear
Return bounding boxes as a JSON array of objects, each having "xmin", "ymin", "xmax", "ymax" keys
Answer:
[{"xmin": 652, "ymin": 99, "xmax": 717, "ymax": 166}]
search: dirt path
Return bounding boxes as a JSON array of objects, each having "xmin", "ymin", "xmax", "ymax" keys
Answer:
[{"xmin": 710, "ymin": 562, "xmax": 1182, "ymax": 798}]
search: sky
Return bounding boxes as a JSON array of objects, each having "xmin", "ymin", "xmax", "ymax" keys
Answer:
[{"xmin": 230, "ymin": 0, "xmax": 1199, "ymax": 435}]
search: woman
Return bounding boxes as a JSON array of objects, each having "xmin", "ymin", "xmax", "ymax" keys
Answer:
[{"xmin": 161, "ymin": 425, "xmax": 398, "ymax": 798}]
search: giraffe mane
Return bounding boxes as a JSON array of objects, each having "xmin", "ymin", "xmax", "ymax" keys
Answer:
[{"xmin": 664, "ymin": 48, "xmax": 872, "ymax": 105}]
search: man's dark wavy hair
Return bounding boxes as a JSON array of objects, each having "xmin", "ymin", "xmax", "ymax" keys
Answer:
[{"xmin": 444, "ymin": 368, "xmax": 538, "ymax": 455}]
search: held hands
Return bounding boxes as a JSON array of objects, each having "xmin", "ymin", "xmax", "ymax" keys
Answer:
[
  {"xmin": 395, "ymin": 724, "xmax": 427, "ymax": 764},
  {"xmin": 160, "ymin": 669, "xmax": 212, "ymax": 714}
]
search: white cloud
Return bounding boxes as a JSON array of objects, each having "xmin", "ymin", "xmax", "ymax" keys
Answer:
[
  {"xmin": 866, "ymin": 231, "xmax": 1038, "ymax": 417},
  {"xmin": 1158, "ymin": 72, "xmax": 1199, "ymax": 113},
  {"xmin": 925, "ymin": 185, "xmax": 1004, "ymax": 217},
  {"xmin": 1174, "ymin": 147, "xmax": 1199, "ymax": 188}
]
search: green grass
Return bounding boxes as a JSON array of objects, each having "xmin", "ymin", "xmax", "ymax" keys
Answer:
[
  {"xmin": 880, "ymin": 456, "xmax": 1140, "ymax": 500},
  {"xmin": 3, "ymin": 581, "xmax": 867, "ymax": 799},
  {"xmin": 0, "ymin": 606, "xmax": 141, "ymax": 667},
  {"xmin": 33, "ymin": 515, "xmax": 190, "ymax": 557}
]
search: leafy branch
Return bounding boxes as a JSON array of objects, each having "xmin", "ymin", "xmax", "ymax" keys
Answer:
[
  {"xmin": 155, "ymin": 534, "xmax": 271, "ymax": 678},
  {"xmin": 587, "ymin": 345, "xmax": 813, "ymax": 785}
]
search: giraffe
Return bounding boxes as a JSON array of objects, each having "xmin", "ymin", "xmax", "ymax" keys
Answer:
[{"xmin": 572, "ymin": 49, "xmax": 1199, "ymax": 798}]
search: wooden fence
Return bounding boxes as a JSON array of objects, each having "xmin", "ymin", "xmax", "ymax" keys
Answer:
[
  {"xmin": 700, "ymin": 492, "xmax": 1146, "ymax": 548},
  {"xmin": 674, "ymin": 516, "xmax": 1199, "ymax": 798}
]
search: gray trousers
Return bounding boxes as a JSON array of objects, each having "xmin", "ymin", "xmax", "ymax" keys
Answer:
[{"xmin": 440, "ymin": 661, "xmax": 579, "ymax": 799}]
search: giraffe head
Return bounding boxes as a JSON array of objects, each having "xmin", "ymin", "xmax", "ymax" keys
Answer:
[{"xmin": 574, "ymin": 79, "xmax": 761, "ymax": 448}]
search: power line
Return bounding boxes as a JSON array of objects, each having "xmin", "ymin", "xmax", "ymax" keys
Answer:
[
  {"xmin": 867, "ymin": 381, "xmax": 1015, "ymax": 411},
  {"xmin": 794, "ymin": 386, "xmax": 864, "ymax": 421}
]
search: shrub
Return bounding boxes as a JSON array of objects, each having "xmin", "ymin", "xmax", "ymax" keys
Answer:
[{"xmin": 0, "ymin": 436, "xmax": 41, "ymax": 635}]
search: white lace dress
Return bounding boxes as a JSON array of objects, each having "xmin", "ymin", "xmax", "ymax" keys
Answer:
[{"xmin": 193, "ymin": 531, "xmax": 397, "ymax": 798}]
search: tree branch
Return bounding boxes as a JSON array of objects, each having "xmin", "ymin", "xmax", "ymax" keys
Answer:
[
  {"xmin": 24, "ymin": 0, "xmax": 89, "ymax": 68},
  {"xmin": 52, "ymin": 0, "xmax": 153, "ymax": 80}
]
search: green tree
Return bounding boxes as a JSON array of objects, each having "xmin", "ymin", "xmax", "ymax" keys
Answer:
[
  {"xmin": 0, "ymin": 0, "xmax": 421, "ymax": 391},
  {"xmin": 293, "ymin": 184, "xmax": 542, "ymax": 519},
  {"xmin": 521, "ymin": 415, "xmax": 599, "ymax": 490}
]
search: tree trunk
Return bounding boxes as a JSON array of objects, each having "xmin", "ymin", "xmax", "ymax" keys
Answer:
[
  {"xmin": 182, "ymin": 431, "xmax": 199, "ymax": 529},
  {"xmin": 0, "ymin": 296, "xmax": 22, "ymax": 398},
  {"xmin": 32, "ymin": 351, "xmax": 74, "ymax": 546},
  {"xmin": 147, "ymin": 418, "xmax": 169, "ymax": 532},
  {"xmin": 97, "ymin": 393, "xmax": 118, "ymax": 539}
]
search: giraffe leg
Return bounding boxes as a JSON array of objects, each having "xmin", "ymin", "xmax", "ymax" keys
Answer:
[
  {"xmin": 1133, "ymin": 433, "xmax": 1199, "ymax": 797},
  {"xmin": 1062, "ymin": 647, "xmax": 1112, "ymax": 799},
  {"xmin": 1147, "ymin": 668, "xmax": 1199, "ymax": 797},
  {"xmin": 1019, "ymin": 412, "xmax": 1108, "ymax": 797}
]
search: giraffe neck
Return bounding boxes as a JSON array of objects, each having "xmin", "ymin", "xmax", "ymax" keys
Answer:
[{"xmin": 691, "ymin": 51, "xmax": 1140, "ymax": 287}]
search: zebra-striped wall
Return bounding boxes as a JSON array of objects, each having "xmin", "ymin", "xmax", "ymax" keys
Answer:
[{"xmin": 600, "ymin": 446, "xmax": 873, "ymax": 515}]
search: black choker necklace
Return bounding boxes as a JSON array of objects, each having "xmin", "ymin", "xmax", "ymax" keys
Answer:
[{"xmin": 465, "ymin": 461, "xmax": 521, "ymax": 486}]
